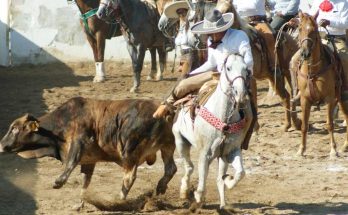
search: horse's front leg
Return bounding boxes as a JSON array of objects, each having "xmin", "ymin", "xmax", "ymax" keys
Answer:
[
  {"xmin": 217, "ymin": 157, "xmax": 228, "ymax": 209},
  {"xmin": 127, "ymin": 44, "xmax": 146, "ymax": 93},
  {"xmin": 156, "ymin": 47, "xmax": 167, "ymax": 81},
  {"xmin": 84, "ymin": 30, "xmax": 106, "ymax": 83},
  {"xmin": 327, "ymin": 100, "xmax": 338, "ymax": 158},
  {"xmin": 223, "ymin": 149, "xmax": 245, "ymax": 190},
  {"xmin": 298, "ymin": 96, "xmax": 311, "ymax": 156},
  {"xmin": 250, "ymin": 78, "xmax": 260, "ymax": 134},
  {"xmin": 146, "ymin": 48, "xmax": 157, "ymax": 81}
]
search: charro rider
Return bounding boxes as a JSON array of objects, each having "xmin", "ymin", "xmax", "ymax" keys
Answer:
[
  {"xmin": 153, "ymin": 9, "xmax": 254, "ymax": 117},
  {"xmin": 233, "ymin": 0, "xmax": 280, "ymax": 74}
]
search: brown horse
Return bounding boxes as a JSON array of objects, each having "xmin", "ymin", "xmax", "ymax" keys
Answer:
[
  {"xmin": 74, "ymin": 0, "xmax": 160, "ymax": 85},
  {"xmin": 216, "ymin": 0, "xmax": 301, "ymax": 132},
  {"xmin": 292, "ymin": 12, "xmax": 348, "ymax": 157}
]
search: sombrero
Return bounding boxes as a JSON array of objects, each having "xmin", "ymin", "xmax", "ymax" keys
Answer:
[
  {"xmin": 163, "ymin": 1, "xmax": 189, "ymax": 19},
  {"xmin": 191, "ymin": 10, "xmax": 234, "ymax": 34}
]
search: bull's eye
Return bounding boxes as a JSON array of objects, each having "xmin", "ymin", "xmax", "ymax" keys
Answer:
[{"xmin": 12, "ymin": 127, "xmax": 19, "ymax": 135}]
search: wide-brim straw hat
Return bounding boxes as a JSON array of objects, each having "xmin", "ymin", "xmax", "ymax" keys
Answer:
[
  {"xmin": 163, "ymin": 1, "xmax": 189, "ymax": 19},
  {"xmin": 191, "ymin": 10, "xmax": 234, "ymax": 34}
]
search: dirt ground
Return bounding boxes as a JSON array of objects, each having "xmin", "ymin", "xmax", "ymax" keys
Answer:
[{"xmin": 0, "ymin": 61, "xmax": 348, "ymax": 215}]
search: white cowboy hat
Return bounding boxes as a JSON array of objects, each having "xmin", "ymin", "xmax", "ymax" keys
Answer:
[
  {"xmin": 191, "ymin": 10, "xmax": 234, "ymax": 34},
  {"xmin": 163, "ymin": 1, "xmax": 189, "ymax": 19}
]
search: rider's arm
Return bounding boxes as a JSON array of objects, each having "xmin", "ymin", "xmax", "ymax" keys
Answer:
[
  {"xmin": 281, "ymin": 0, "xmax": 299, "ymax": 16},
  {"xmin": 237, "ymin": 32, "xmax": 254, "ymax": 74},
  {"xmin": 189, "ymin": 47, "xmax": 217, "ymax": 75},
  {"xmin": 328, "ymin": 2, "xmax": 348, "ymax": 29}
]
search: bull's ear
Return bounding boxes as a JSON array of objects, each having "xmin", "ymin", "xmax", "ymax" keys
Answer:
[{"xmin": 28, "ymin": 121, "xmax": 39, "ymax": 132}]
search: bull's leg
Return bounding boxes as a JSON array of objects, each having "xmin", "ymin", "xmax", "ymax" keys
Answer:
[
  {"xmin": 156, "ymin": 47, "xmax": 167, "ymax": 81},
  {"xmin": 127, "ymin": 44, "xmax": 146, "ymax": 93},
  {"xmin": 73, "ymin": 164, "xmax": 96, "ymax": 211},
  {"xmin": 224, "ymin": 149, "xmax": 245, "ymax": 190},
  {"xmin": 217, "ymin": 157, "xmax": 228, "ymax": 209},
  {"xmin": 53, "ymin": 140, "xmax": 83, "ymax": 189},
  {"xmin": 146, "ymin": 48, "xmax": 157, "ymax": 81},
  {"xmin": 156, "ymin": 143, "xmax": 177, "ymax": 195},
  {"xmin": 120, "ymin": 165, "xmax": 137, "ymax": 200},
  {"xmin": 327, "ymin": 100, "xmax": 338, "ymax": 158},
  {"xmin": 298, "ymin": 97, "xmax": 311, "ymax": 156}
]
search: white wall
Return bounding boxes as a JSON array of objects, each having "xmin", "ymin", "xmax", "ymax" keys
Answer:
[
  {"xmin": 0, "ymin": 0, "xmax": 10, "ymax": 66},
  {"xmin": 8, "ymin": 0, "xmax": 166, "ymax": 65}
]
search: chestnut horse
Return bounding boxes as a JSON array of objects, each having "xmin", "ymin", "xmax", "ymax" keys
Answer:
[
  {"xmin": 292, "ymin": 12, "xmax": 348, "ymax": 157},
  {"xmin": 74, "ymin": 0, "xmax": 161, "ymax": 86}
]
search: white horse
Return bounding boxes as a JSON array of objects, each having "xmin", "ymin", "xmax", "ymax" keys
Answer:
[{"xmin": 172, "ymin": 54, "xmax": 253, "ymax": 208}]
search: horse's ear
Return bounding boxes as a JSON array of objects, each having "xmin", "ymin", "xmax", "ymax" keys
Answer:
[
  {"xmin": 298, "ymin": 10, "xmax": 303, "ymax": 19},
  {"xmin": 312, "ymin": 10, "xmax": 319, "ymax": 21}
]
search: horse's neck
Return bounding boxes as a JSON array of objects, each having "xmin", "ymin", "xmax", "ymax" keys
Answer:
[
  {"xmin": 305, "ymin": 36, "xmax": 324, "ymax": 73},
  {"xmin": 118, "ymin": 0, "xmax": 135, "ymax": 25},
  {"xmin": 204, "ymin": 78, "xmax": 239, "ymax": 123},
  {"xmin": 75, "ymin": 0, "xmax": 98, "ymax": 13}
]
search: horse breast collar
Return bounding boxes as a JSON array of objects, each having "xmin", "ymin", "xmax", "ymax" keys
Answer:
[{"xmin": 197, "ymin": 106, "xmax": 246, "ymax": 134}]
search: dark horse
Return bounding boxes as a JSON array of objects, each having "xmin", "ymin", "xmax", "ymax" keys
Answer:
[
  {"xmin": 97, "ymin": 0, "xmax": 168, "ymax": 92},
  {"xmin": 73, "ymin": 0, "xmax": 160, "ymax": 85}
]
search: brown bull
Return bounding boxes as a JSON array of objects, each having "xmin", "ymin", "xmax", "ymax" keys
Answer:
[{"xmin": 0, "ymin": 97, "xmax": 177, "ymax": 209}]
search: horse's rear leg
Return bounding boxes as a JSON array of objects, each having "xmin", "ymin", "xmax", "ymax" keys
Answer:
[
  {"xmin": 156, "ymin": 47, "xmax": 167, "ymax": 81},
  {"xmin": 120, "ymin": 165, "xmax": 137, "ymax": 200},
  {"xmin": 327, "ymin": 100, "xmax": 338, "ymax": 158},
  {"xmin": 250, "ymin": 78, "xmax": 260, "ymax": 134},
  {"xmin": 127, "ymin": 44, "xmax": 146, "ymax": 93},
  {"xmin": 298, "ymin": 97, "xmax": 311, "ymax": 156},
  {"xmin": 156, "ymin": 142, "xmax": 177, "ymax": 195},
  {"xmin": 146, "ymin": 48, "xmax": 157, "ymax": 81},
  {"xmin": 173, "ymin": 128, "xmax": 194, "ymax": 199},
  {"xmin": 73, "ymin": 164, "xmax": 96, "ymax": 211},
  {"xmin": 339, "ymin": 101, "xmax": 348, "ymax": 152},
  {"xmin": 223, "ymin": 149, "xmax": 245, "ymax": 190}
]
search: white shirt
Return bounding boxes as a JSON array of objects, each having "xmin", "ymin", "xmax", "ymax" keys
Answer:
[
  {"xmin": 233, "ymin": 0, "xmax": 266, "ymax": 18},
  {"xmin": 190, "ymin": 29, "xmax": 253, "ymax": 75},
  {"xmin": 269, "ymin": 0, "xmax": 300, "ymax": 15},
  {"xmin": 309, "ymin": 0, "xmax": 348, "ymax": 36},
  {"xmin": 299, "ymin": 0, "xmax": 314, "ymax": 13}
]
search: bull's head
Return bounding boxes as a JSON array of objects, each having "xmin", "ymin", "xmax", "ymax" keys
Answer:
[{"xmin": 0, "ymin": 114, "xmax": 58, "ymax": 159}]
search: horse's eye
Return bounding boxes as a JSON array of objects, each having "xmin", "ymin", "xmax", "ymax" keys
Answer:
[{"xmin": 227, "ymin": 67, "xmax": 231, "ymax": 71}]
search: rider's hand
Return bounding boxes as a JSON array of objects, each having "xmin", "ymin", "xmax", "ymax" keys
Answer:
[
  {"xmin": 319, "ymin": 19, "xmax": 330, "ymax": 28},
  {"xmin": 276, "ymin": 11, "xmax": 284, "ymax": 17},
  {"xmin": 288, "ymin": 18, "xmax": 299, "ymax": 28}
]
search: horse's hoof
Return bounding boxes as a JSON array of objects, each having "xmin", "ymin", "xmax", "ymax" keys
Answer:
[
  {"xmin": 146, "ymin": 75, "xmax": 155, "ymax": 81},
  {"xmin": 330, "ymin": 151, "xmax": 339, "ymax": 159},
  {"xmin": 52, "ymin": 181, "xmax": 64, "ymax": 189},
  {"xmin": 283, "ymin": 124, "xmax": 291, "ymax": 132},
  {"xmin": 179, "ymin": 190, "xmax": 189, "ymax": 199},
  {"xmin": 119, "ymin": 192, "xmax": 126, "ymax": 200},
  {"xmin": 340, "ymin": 144, "xmax": 348, "ymax": 153},
  {"xmin": 189, "ymin": 201, "xmax": 202, "ymax": 213},
  {"xmin": 155, "ymin": 74, "xmax": 163, "ymax": 81},
  {"xmin": 72, "ymin": 201, "xmax": 84, "ymax": 211},
  {"xmin": 93, "ymin": 76, "xmax": 105, "ymax": 83},
  {"xmin": 129, "ymin": 87, "xmax": 139, "ymax": 93},
  {"xmin": 296, "ymin": 149, "xmax": 305, "ymax": 157}
]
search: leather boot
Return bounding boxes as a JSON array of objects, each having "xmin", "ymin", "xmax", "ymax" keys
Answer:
[{"xmin": 153, "ymin": 104, "xmax": 170, "ymax": 119}]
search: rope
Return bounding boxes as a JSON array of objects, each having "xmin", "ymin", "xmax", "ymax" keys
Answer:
[{"xmin": 171, "ymin": 48, "xmax": 177, "ymax": 73}]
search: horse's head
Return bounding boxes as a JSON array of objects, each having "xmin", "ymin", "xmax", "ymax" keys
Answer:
[
  {"xmin": 97, "ymin": 0, "xmax": 121, "ymax": 20},
  {"xmin": 221, "ymin": 54, "xmax": 249, "ymax": 106},
  {"xmin": 158, "ymin": 13, "xmax": 180, "ymax": 39},
  {"xmin": 298, "ymin": 11, "xmax": 320, "ymax": 60}
]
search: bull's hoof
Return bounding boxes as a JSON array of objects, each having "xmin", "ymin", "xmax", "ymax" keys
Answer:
[
  {"xmin": 156, "ymin": 184, "xmax": 167, "ymax": 195},
  {"xmin": 129, "ymin": 87, "xmax": 139, "ymax": 93},
  {"xmin": 93, "ymin": 75, "xmax": 105, "ymax": 83},
  {"xmin": 189, "ymin": 201, "xmax": 202, "ymax": 213}
]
